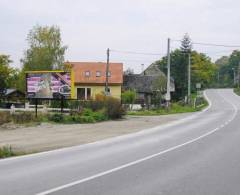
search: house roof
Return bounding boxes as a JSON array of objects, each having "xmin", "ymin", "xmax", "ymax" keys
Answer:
[
  {"xmin": 141, "ymin": 63, "xmax": 166, "ymax": 78},
  {"xmin": 123, "ymin": 63, "xmax": 175, "ymax": 93},
  {"xmin": 69, "ymin": 62, "xmax": 123, "ymax": 84},
  {"xmin": 2, "ymin": 89, "xmax": 25, "ymax": 97},
  {"xmin": 123, "ymin": 75, "xmax": 163, "ymax": 93}
]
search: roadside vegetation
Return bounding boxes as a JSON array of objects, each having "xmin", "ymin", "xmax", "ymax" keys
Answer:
[
  {"xmin": 234, "ymin": 88, "xmax": 240, "ymax": 96},
  {"xmin": 128, "ymin": 99, "xmax": 208, "ymax": 116},
  {"xmin": 0, "ymin": 95, "xmax": 125, "ymax": 126},
  {"xmin": 0, "ymin": 146, "xmax": 16, "ymax": 159}
]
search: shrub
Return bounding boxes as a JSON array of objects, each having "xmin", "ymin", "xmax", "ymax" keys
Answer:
[
  {"xmin": 50, "ymin": 99, "xmax": 69, "ymax": 108},
  {"xmin": 92, "ymin": 110, "xmax": 108, "ymax": 121},
  {"xmin": 95, "ymin": 93, "xmax": 107, "ymax": 101},
  {"xmin": 0, "ymin": 112, "xmax": 11, "ymax": 125},
  {"xmin": 82, "ymin": 108, "xmax": 95, "ymax": 116},
  {"xmin": 121, "ymin": 90, "xmax": 136, "ymax": 104},
  {"xmin": 88, "ymin": 100, "xmax": 105, "ymax": 111},
  {"xmin": 0, "ymin": 146, "xmax": 15, "ymax": 158},
  {"xmin": 48, "ymin": 113, "xmax": 64, "ymax": 123},
  {"xmin": 12, "ymin": 112, "xmax": 34, "ymax": 124},
  {"xmin": 79, "ymin": 116, "xmax": 96, "ymax": 123},
  {"xmin": 105, "ymin": 96, "xmax": 126, "ymax": 119}
]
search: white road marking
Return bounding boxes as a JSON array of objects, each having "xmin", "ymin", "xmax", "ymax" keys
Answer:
[{"xmin": 36, "ymin": 90, "xmax": 238, "ymax": 195}]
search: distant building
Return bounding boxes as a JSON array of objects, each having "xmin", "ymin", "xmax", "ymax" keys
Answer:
[
  {"xmin": 0, "ymin": 89, "xmax": 25, "ymax": 108},
  {"xmin": 1, "ymin": 89, "xmax": 25, "ymax": 101},
  {"xmin": 123, "ymin": 64, "xmax": 175, "ymax": 107},
  {"xmin": 69, "ymin": 62, "xmax": 123, "ymax": 100}
]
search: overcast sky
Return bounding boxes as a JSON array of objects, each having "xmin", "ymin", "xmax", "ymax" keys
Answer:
[{"xmin": 1, "ymin": 0, "xmax": 240, "ymax": 73}]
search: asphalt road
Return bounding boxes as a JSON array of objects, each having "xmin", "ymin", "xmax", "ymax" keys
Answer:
[{"xmin": 0, "ymin": 89, "xmax": 240, "ymax": 195}]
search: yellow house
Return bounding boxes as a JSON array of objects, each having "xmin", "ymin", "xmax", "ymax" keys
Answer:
[{"xmin": 68, "ymin": 62, "xmax": 123, "ymax": 100}]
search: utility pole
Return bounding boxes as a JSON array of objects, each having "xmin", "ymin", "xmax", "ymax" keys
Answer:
[
  {"xmin": 105, "ymin": 48, "xmax": 110, "ymax": 95},
  {"xmin": 166, "ymin": 38, "xmax": 171, "ymax": 108},
  {"xmin": 238, "ymin": 62, "xmax": 240, "ymax": 88},
  {"xmin": 232, "ymin": 67, "xmax": 235, "ymax": 86},
  {"xmin": 188, "ymin": 53, "xmax": 191, "ymax": 104}
]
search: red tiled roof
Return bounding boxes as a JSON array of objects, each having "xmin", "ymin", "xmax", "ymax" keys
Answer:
[{"xmin": 69, "ymin": 62, "xmax": 123, "ymax": 84}]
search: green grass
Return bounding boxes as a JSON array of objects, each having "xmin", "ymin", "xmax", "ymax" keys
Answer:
[
  {"xmin": 0, "ymin": 146, "xmax": 16, "ymax": 159},
  {"xmin": 128, "ymin": 101, "xmax": 208, "ymax": 116},
  {"xmin": 234, "ymin": 88, "xmax": 240, "ymax": 96}
]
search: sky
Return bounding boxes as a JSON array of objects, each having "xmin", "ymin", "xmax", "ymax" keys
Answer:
[{"xmin": 1, "ymin": 0, "xmax": 240, "ymax": 73}]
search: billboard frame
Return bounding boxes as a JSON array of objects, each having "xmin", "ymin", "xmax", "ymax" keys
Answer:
[
  {"xmin": 25, "ymin": 70, "xmax": 75, "ymax": 117},
  {"xmin": 25, "ymin": 70, "xmax": 75, "ymax": 100}
]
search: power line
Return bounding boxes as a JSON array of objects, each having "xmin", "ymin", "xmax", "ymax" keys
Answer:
[
  {"xmin": 110, "ymin": 49, "xmax": 164, "ymax": 56},
  {"xmin": 110, "ymin": 58, "xmax": 157, "ymax": 63},
  {"xmin": 172, "ymin": 39, "xmax": 240, "ymax": 48}
]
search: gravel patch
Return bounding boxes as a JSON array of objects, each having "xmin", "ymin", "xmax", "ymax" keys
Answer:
[{"xmin": 0, "ymin": 113, "xmax": 190, "ymax": 153}]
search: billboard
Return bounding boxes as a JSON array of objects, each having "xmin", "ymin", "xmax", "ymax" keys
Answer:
[{"xmin": 26, "ymin": 71, "xmax": 74, "ymax": 99}]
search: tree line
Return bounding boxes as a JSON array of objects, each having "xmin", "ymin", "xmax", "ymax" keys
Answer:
[
  {"xmin": 0, "ymin": 25, "xmax": 239, "ymax": 100},
  {"xmin": 0, "ymin": 25, "xmax": 67, "ymax": 94}
]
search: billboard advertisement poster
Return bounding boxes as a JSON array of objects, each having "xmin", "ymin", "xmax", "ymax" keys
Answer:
[{"xmin": 26, "ymin": 71, "xmax": 74, "ymax": 99}]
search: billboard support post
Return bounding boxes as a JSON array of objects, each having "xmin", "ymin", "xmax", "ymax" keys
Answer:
[
  {"xmin": 61, "ymin": 96, "xmax": 64, "ymax": 114},
  {"xmin": 35, "ymin": 99, "xmax": 38, "ymax": 118}
]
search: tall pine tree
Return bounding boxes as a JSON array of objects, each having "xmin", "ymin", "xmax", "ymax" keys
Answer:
[{"xmin": 155, "ymin": 34, "xmax": 193, "ymax": 100}]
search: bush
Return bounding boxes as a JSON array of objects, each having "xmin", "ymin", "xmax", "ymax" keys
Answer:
[
  {"xmin": 92, "ymin": 110, "xmax": 108, "ymax": 121},
  {"xmin": 121, "ymin": 90, "xmax": 136, "ymax": 104},
  {"xmin": 88, "ymin": 100, "xmax": 105, "ymax": 111},
  {"xmin": 105, "ymin": 96, "xmax": 126, "ymax": 119},
  {"xmin": 79, "ymin": 115, "xmax": 96, "ymax": 123},
  {"xmin": 12, "ymin": 112, "xmax": 35, "ymax": 124},
  {"xmin": 0, "ymin": 112, "xmax": 11, "ymax": 125},
  {"xmin": 82, "ymin": 108, "xmax": 94, "ymax": 116},
  {"xmin": 48, "ymin": 113, "xmax": 64, "ymax": 123},
  {"xmin": 0, "ymin": 146, "xmax": 15, "ymax": 158},
  {"xmin": 50, "ymin": 99, "xmax": 69, "ymax": 108}
]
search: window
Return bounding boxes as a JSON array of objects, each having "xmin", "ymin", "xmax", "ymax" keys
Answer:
[
  {"xmin": 96, "ymin": 71, "xmax": 101, "ymax": 77},
  {"xmin": 85, "ymin": 71, "xmax": 90, "ymax": 77},
  {"xmin": 87, "ymin": 88, "xmax": 91, "ymax": 100},
  {"xmin": 77, "ymin": 88, "xmax": 85, "ymax": 100},
  {"xmin": 77, "ymin": 88, "xmax": 91, "ymax": 100}
]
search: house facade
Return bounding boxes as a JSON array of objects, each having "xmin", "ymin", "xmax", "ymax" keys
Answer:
[{"xmin": 69, "ymin": 62, "xmax": 123, "ymax": 100}]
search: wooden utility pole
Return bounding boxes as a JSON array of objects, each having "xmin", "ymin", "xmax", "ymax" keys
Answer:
[{"xmin": 105, "ymin": 48, "xmax": 110, "ymax": 95}]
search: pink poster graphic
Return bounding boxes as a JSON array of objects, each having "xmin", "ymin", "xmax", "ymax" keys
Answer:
[{"xmin": 26, "ymin": 72, "xmax": 71, "ymax": 99}]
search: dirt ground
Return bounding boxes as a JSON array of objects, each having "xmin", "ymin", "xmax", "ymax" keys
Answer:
[{"xmin": 0, "ymin": 114, "xmax": 190, "ymax": 153}]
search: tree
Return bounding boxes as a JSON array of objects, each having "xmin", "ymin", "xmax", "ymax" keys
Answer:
[
  {"xmin": 0, "ymin": 55, "xmax": 11, "ymax": 94},
  {"xmin": 191, "ymin": 51, "xmax": 216, "ymax": 88},
  {"xmin": 121, "ymin": 90, "xmax": 136, "ymax": 110},
  {"xmin": 156, "ymin": 35, "xmax": 217, "ymax": 100},
  {"xmin": 156, "ymin": 34, "xmax": 193, "ymax": 100},
  {"xmin": 180, "ymin": 33, "xmax": 192, "ymax": 54},
  {"xmin": 21, "ymin": 25, "xmax": 67, "ymax": 71},
  {"xmin": 215, "ymin": 50, "xmax": 240, "ymax": 88},
  {"xmin": 156, "ymin": 49, "xmax": 187, "ymax": 100},
  {"xmin": 0, "ymin": 55, "xmax": 20, "ymax": 94}
]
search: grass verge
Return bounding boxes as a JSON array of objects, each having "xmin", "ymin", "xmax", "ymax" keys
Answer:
[
  {"xmin": 0, "ymin": 146, "xmax": 16, "ymax": 159},
  {"xmin": 128, "ymin": 101, "xmax": 208, "ymax": 116},
  {"xmin": 234, "ymin": 88, "xmax": 240, "ymax": 96}
]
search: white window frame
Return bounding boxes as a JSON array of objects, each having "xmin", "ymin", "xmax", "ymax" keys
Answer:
[
  {"xmin": 96, "ymin": 71, "xmax": 101, "ymax": 77},
  {"xmin": 85, "ymin": 71, "xmax": 90, "ymax": 77}
]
